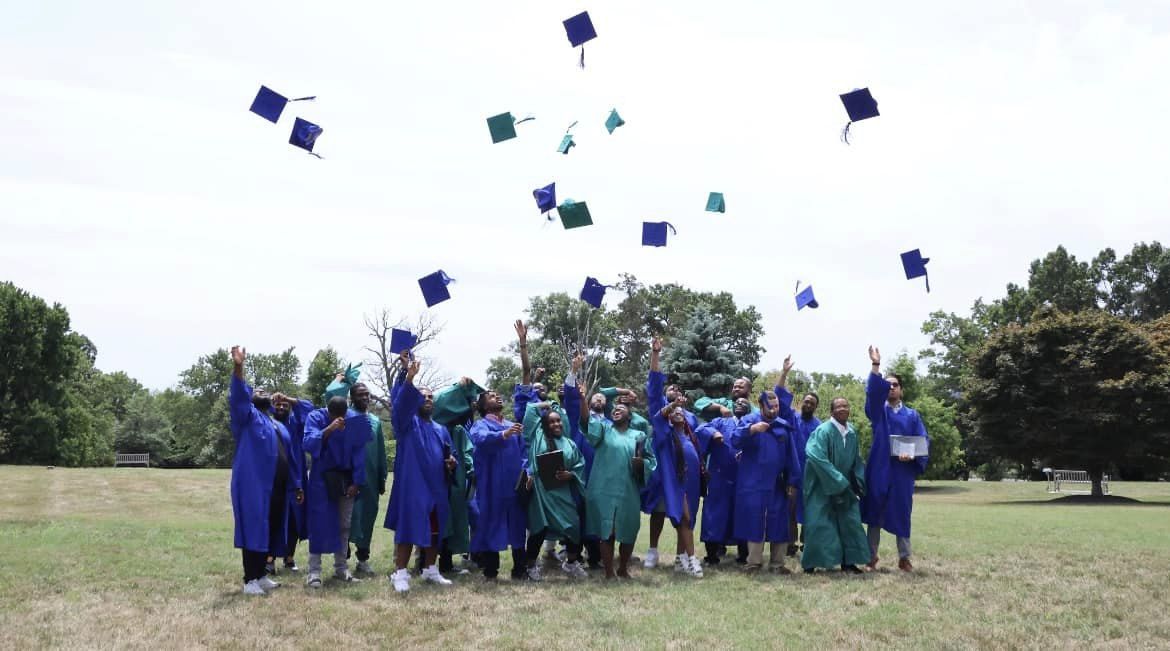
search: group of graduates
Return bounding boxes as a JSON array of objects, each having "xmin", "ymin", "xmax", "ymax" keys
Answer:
[{"xmin": 228, "ymin": 324, "xmax": 931, "ymax": 596}]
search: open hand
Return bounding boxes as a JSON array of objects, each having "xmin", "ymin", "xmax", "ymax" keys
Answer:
[
  {"xmin": 782, "ymin": 355, "xmax": 794, "ymax": 374},
  {"xmin": 651, "ymin": 337, "xmax": 662, "ymax": 353},
  {"xmin": 555, "ymin": 469, "xmax": 572, "ymax": 482},
  {"xmin": 231, "ymin": 345, "xmax": 246, "ymax": 367},
  {"xmin": 514, "ymin": 319, "xmax": 527, "ymax": 343},
  {"xmin": 868, "ymin": 345, "xmax": 881, "ymax": 366}
]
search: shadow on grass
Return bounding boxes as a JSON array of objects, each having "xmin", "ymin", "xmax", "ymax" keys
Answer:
[
  {"xmin": 994, "ymin": 495, "xmax": 1170, "ymax": 507},
  {"xmin": 914, "ymin": 485, "xmax": 972, "ymax": 495}
]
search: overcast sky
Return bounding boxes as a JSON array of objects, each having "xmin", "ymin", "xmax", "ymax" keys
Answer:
[{"xmin": 3, "ymin": 1, "xmax": 1168, "ymax": 391}]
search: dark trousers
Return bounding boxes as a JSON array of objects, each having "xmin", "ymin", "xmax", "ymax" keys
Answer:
[
  {"xmin": 576, "ymin": 501, "xmax": 600, "ymax": 567},
  {"xmin": 355, "ymin": 546, "xmax": 370, "ymax": 562},
  {"xmin": 285, "ymin": 519, "xmax": 299, "ymax": 561},
  {"xmin": 266, "ymin": 463, "xmax": 288, "ymax": 560},
  {"xmin": 242, "ymin": 549, "xmax": 267, "ymax": 583},
  {"xmin": 527, "ymin": 528, "xmax": 581, "ymax": 563},
  {"xmin": 438, "ymin": 539, "xmax": 454, "ymax": 573},
  {"xmin": 479, "ymin": 548, "xmax": 527, "ymax": 579}
]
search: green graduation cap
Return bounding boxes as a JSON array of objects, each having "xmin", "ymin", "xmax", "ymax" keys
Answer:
[
  {"xmin": 323, "ymin": 363, "xmax": 362, "ymax": 401},
  {"xmin": 557, "ymin": 133, "xmax": 576, "ymax": 154},
  {"xmin": 487, "ymin": 112, "xmax": 517, "ymax": 144},
  {"xmin": 706, "ymin": 192, "xmax": 725, "ymax": 213},
  {"xmin": 605, "ymin": 109, "xmax": 625, "ymax": 134},
  {"xmin": 432, "ymin": 380, "xmax": 486, "ymax": 425},
  {"xmin": 557, "ymin": 199, "xmax": 593, "ymax": 229}
]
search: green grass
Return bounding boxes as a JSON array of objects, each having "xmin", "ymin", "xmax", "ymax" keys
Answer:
[{"xmin": 1, "ymin": 467, "xmax": 1168, "ymax": 649}]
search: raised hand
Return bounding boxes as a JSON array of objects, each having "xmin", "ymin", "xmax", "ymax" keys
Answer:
[
  {"xmin": 460, "ymin": 376, "xmax": 472, "ymax": 387},
  {"xmin": 571, "ymin": 353, "xmax": 584, "ymax": 373},
  {"xmin": 231, "ymin": 345, "xmax": 246, "ymax": 367},
  {"xmin": 533, "ymin": 367, "xmax": 546, "ymax": 380},
  {"xmin": 398, "ymin": 349, "xmax": 411, "ymax": 368},
  {"xmin": 782, "ymin": 355, "xmax": 794, "ymax": 375},
  {"xmin": 406, "ymin": 358, "xmax": 421, "ymax": 384},
  {"xmin": 869, "ymin": 345, "xmax": 881, "ymax": 366},
  {"xmin": 514, "ymin": 319, "xmax": 527, "ymax": 343},
  {"xmin": 651, "ymin": 337, "xmax": 662, "ymax": 353}
]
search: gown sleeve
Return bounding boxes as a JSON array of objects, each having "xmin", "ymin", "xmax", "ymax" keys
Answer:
[
  {"xmin": 805, "ymin": 424, "xmax": 851, "ymax": 497},
  {"xmin": 229, "ymin": 375, "xmax": 255, "ymax": 440}
]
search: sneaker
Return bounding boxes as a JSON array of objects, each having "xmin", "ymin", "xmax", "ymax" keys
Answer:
[
  {"xmin": 390, "ymin": 569, "xmax": 410, "ymax": 593},
  {"xmin": 688, "ymin": 556, "xmax": 704, "ymax": 578},
  {"xmin": 355, "ymin": 561, "xmax": 375, "ymax": 576},
  {"xmin": 265, "ymin": 562, "xmax": 276, "ymax": 576},
  {"xmin": 422, "ymin": 566, "xmax": 453, "ymax": 586},
  {"xmin": 243, "ymin": 579, "xmax": 267, "ymax": 595},
  {"xmin": 561, "ymin": 560, "xmax": 587, "ymax": 579},
  {"xmin": 258, "ymin": 575, "xmax": 281, "ymax": 590},
  {"xmin": 283, "ymin": 559, "xmax": 300, "ymax": 573},
  {"xmin": 527, "ymin": 565, "xmax": 543, "ymax": 582},
  {"xmin": 643, "ymin": 548, "xmax": 659, "ymax": 569},
  {"xmin": 333, "ymin": 569, "xmax": 361, "ymax": 583},
  {"xmin": 674, "ymin": 553, "xmax": 689, "ymax": 573},
  {"xmin": 305, "ymin": 573, "xmax": 323, "ymax": 589}
]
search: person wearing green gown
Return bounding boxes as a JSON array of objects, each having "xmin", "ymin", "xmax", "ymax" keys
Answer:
[
  {"xmin": 523, "ymin": 391, "xmax": 588, "ymax": 580},
  {"xmin": 801, "ymin": 397, "xmax": 870, "ymax": 574},
  {"xmin": 348, "ymin": 382, "xmax": 388, "ymax": 576},
  {"xmin": 598, "ymin": 386, "xmax": 651, "ymax": 435}
]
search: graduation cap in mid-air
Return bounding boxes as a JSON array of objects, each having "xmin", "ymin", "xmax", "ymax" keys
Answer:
[
  {"xmin": 389, "ymin": 328, "xmax": 418, "ymax": 355},
  {"xmin": 641, "ymin": 221, "xmax": 677, "ymax": 247},
  {"xmin": 605, "ymin": 109, "xmax": 625, "ymax": 134},
  {"xmin": 558, "ymin": 199, "xmax": 592, "ymax": 229},
  {"xmin": 534, "ymin": 183, "xmax": 557, "ymax": 217},
  {"xmin": 289, "ymin": 117, "xmax": 324, "ymax": 158},
  {"xmin": 900, "ymin": 248, "xmax": 931, "ymax": 292},
  {"xmin": 557, "ymin": 121, "xmax": 578, "ymax": 154},
  {"xmin": 563, "ymin": 11, "xmax": 597, "ymax": 67},
  {"xmin": 249, "ymin": 85, "xmax": 315, "ymax": 123},
  {"xmin": 579, "ymin": 276, "xmax": 613, "ymax": 309},
  {"xmin": 487, "ymin": 112, "xmax": 535, "ymax": 144},
  {"xmin": 795, "ymin": 283, "xmax": 819, "ymax": 310},
  {"xmin": 418, "ymin": 270, "xmax": 456, "ymax": 307},
  {"xmin": 840, "ymin": 87, "xmax": 879, "ymax": 144},
  {"xmin": 706, "ymin": 192, "xmax": 725, "ymax": 213}
]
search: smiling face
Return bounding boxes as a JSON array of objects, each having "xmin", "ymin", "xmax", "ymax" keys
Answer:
[
  {"xmin": 665, "ymin": 384, "xmax": 683, "ymax": 401},
  {"xmin": 478, "ymin": 391, "xmax": 503, "ymax": 415},
  {"xmin": 669, "ymin": 405, "xmax": 687, "ymax": 426},
  {"xmin": 590, "ymin": 393, "xmax": 607, "ymax": 413},
  {"xmin": 732, "ymin": 397, "xmax": 751, "ymax": 418},
  {"xmin": 272, "ymin": 395, "xmax": 291, "ymax": 420},
  {"xmin": 801, "ymin": 393, "xmax": 819, "ymax": 418},
  {"xmin": 731, "ymin": 378, "xmax": 752, "ymax": 400},
  {"xmin": 759, "ymin": 391, "xmax": 779, "ymax": 419},
  {"xmin": 419, "ymin": 389, "xmax": 434, "ymax": 418},
  {"xmin": 831, "ymin": 398, "xmax": 851, "ymax": 423},
  {"xmin": 612, "ymin": 403, "xmax": 631, "ymax": 425},
  {"xmin": 544, "ymin": 411, "xmax": 564, "ymax": 437}
]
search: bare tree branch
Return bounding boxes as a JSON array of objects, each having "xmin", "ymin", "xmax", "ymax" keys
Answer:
[{"xmin": 362, "ymin": 308, "xmax": 449, "ymax": 402}]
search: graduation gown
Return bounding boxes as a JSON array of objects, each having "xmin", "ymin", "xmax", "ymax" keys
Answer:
[
  {"xmin": 383, "ymin": 380, "xmax": 453, "ymax": 547},
  {"xmin": 801, "ymin": 419, "xmax": 870, "ymax": 570},
  {"xmin": 444, "ymin": 421, "xmax": 475, "ymax": 555},
  {"xmin": 303, "ymin": 407, "xmax": 372, "ymax": 554},
  {"xmin": 777, "ymin": 386, "xmax": 820, "ymax": 524},
  {"xmin": 525, "ymin": 408, "xmax": 586, "ymax": 543},
  {"xmin": 598, "ymin": 387, "xmax": 651, "ymax": 435},
  {"xmin": 695, "ymin": 416, "xmax": 740, "ymax": 545},
  {"xmin": 468, "ymin": 415, "xmax": 528, "ymax": 552},
  {"xmin": 861, "ymin": 373, "xmax": 930, "ymax": 538},
  {"xmin": 731, "ymin": 413, "xmax": 802, "ymax": 543},
  {"xmin": 642, "ymin": 371, "xmax": 700, "ymax": 520},
  {"xmin": 583, "ymin": 389, "xmax": 657, "ymax": 544},
  {"xmin": 279, "ymin": 399, "xmax": 314, "ymax": 541},
  {"xmin": 350, "ymin": 413, "xmax": 388, "ymax": 549},
  {"xmin": 229, "ymin": 375, "xmax": 282, "ymax": 553}
]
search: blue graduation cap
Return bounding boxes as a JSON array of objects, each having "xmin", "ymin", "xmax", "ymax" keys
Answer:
[
  {"xmin": 389, "ymin": 328, "xmax": 417, "ymax": 355},
  {"xmin": 289, "ymin": 117, "xmax": 323, "ymax": 158},
  {"xmin": 563, "ymin": 11, "xmax": 597, "ymax": 67},
  {"xmin": 605, "ymin": 109, "xmax": 625, "ymax": 134},
  {"xmin": 533, "ymin": 183, "xmax": 557, "ymax": 216},
  {"xmin": 840, "ymin": 88, "xmax": 879, "ymax": 144},
  {"xmin": 706, "ymin": 192, "xmax": 725, "ymax": 213},
  {"xmin": 901, "ymin": 248, "xmax": 931, "ymax": 292},
  {"xmin": 579, "ymin": 276, "xmax": 612, "ymax": 309},
  {"xmin": 795, "ymin": 284, "xmax": 819, "ymax": 310},
  {"xmin": 641, "ymin": 221, "xmax": 677, "ymax": 247},
  {"xmin": 249, "ymin": 85, "xmax": 315, "ymax": 124},
  {"xmin": 418, "ymin": 270, "xmax": 455, "ymax": 307}
]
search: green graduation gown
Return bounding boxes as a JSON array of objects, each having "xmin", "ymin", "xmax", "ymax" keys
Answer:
[
  {"xmin": 444, "ymin": 423, "xmax": 475, "ymax": 554},
  {"xmin": 801, "ymin": 419, "xmax": 870, "ymax": 570},
  {"xmin": 350, "ymin": 413, "xmax": 388, "ymax": 550},
  {"xmin": 526, "ymin": 426, "xmax": 586, "ymax": 543},
  {"xmin": 584, "ymin": 420, "xmax": 657, "ymax": 544}
]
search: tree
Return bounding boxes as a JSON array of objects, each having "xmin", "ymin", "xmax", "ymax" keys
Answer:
[
  {"xmin": 484, "ymin": 355, "xmax": 521, "ymax": 414},
  {"xmin": 363, "ymin": 309, "xmax": 446, "ymax": 403},
  {"xmin": 1095, "ymin": 242, "xmax": 1170, "ymax": 322},
  {"xmin": 967, "ymin": 310, "xmax": 1170, "ymax": 496},
  {"xmin": 662, "ymin": 305, "xmax": 746, "ymax": 399},
  {"xmin": 304, "ymin": 346, "xmax": 342, "ymax": 404},
  {"xmin": 115, "ymin": 393, "xmax": 173, "ymax": 462}
]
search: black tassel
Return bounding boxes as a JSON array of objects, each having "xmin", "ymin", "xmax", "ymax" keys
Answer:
[{"xmin": 841, "ymin": 121, "xmax": 853, "ymax": 145}]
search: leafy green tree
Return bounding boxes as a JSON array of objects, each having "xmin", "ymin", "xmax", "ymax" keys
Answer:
[
  {"xmin": 115, "ymin": 393, "xmax": 173, "ymax": 462},
  {"xmin": 304, "ymin": 346, "xmax": 342, "ymax": 404},
  {"xmin": 1095, "ymin": 242, "xmax": 1170, "ymax": 321},
  {"xmin": 662, "ymin": 305, "xmax": 746, "ymax": 399},
  {"xmin": 484, "ymin": 355, "xmax": 521, "ymax": 414}
]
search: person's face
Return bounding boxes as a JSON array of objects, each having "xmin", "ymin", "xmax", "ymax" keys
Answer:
[
  {"xmin": 351, "ymin": 386, "xmax": 371, "ymax": 412},
  {"xmin": 483, "ymin": 391, "xmax": 503, "ymax": 411},
  {"xmin": 612, "ymin": 403, "xmax": 630, "ymax": 424},
  {"xmin": 886, "ymin": 377, "xmax": 903, "ymax": 403},
  {"xmin": 546, "ymin": 412, "xmax": 563, "ymax": 437},
  {"xmin": 665, "ymin": 384, "xmax": 682, "ymax": 401},
  {"xmin": 419, "ymin": 390, "xmax": 434, "ymax": 418},
  {"xmin": 252, "ymin": 388, "xmax": 272, "ymax": 411},
  {"xmin": 759, "ymin": 393, "xmax": 779, "ymax": 419},
  {"xmin": 831, "ymin": 399, "xmax": 851, "ymax": 423},
  {"xmin": 534, "ymin": 382, "xmax": 548, "ymax": 401},
  {"xmin": 669, "ymin": 405, "xmax": 687, "ymax": 425},
  {"xmin": 732, "ymin": 397, "xmax": 751, "ymax": 418},
  {"xmin": 590, "ymin": 393, "xmax": 606, "ymax": 412},
  {"xmin": 272, "ymin": 396, "xmax": 291, "ymax": 420},
  {"xmin": 731, "ymin": 378, "xmax": 751, "ymax": 400},
  {"xmin": 801, "ymin": 394, "xmax": 819, "ymax": 418}
]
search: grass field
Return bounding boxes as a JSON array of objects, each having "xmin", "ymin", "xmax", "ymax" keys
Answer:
[{"xmin": 1, "ymin": 467, "xmax": 1168, "ymax": 650}]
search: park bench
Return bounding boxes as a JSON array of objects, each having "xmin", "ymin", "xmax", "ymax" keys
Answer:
[
  {"xmin": 1043, "ymin": 468, "xmax": 1110, "ymax": 495},
  {"xmin": 114, "ymin": 453, "xmax": 151, "ymax": 468}
]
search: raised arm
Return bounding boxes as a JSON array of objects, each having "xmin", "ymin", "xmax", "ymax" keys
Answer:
[
  {"xmin": 647, "ymin": 337, "xmax": 666, "ymax": 413},
  {"xmin": 563, "ymin": 381, "xmax": 583, "ymax": 444},
  {"xmin": 515, "ymin": 319, "xmax": 531, "ymax": 385},
  {"xmin": 302, "ymin": 410, "xmax": 326, "ymax": 459},
  {"xmin": 391, "ymin": 352, "xmax": 423, "ymax": 440},
  {"xmin": 228, "ymin": 346, "xmax": 254, "ymax": 436},
  {"xmin": 774, "ymin": 355, "xmax": 798, "ymax": 423},
  {"xmin": 864, "ymin": 346, "xmax": 890, "ymax": 422}
]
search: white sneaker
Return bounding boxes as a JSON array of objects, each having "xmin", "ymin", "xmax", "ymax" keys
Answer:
[
  {"xmin": 333, "ymin": 568, "xmax": 361, "ymax": 583},
  {"xmin": 390, "ymin": 569, "xmax": 411, "ymax": 593},
  {"xmin": 643, "ymin": 548, "xmax": 659, "ymax": 569},
  {"xmin": 422, "ymin": 566, "xmax": 453, "ymax": 586},
  {"xmin": 305, "ymin": 573, "xmax": 322, "ymax": 589},
  {"xmin": 243, "ymin": 579, "xmax": 267, "ymax": 595},
  {"xmin": 527, "ymin": 565, "xmax": 543, "ymax": 582},
  {"xmin": 689, "ymin": 555, "xmax": 704, "ymax": 578},
  {"xmin": 555, "ymin": 548, "xmax": 568, "ymax": 564},
  {"xmin": 561, "ymin": 560, "xmax": 588, "ymax": 579},
  {"xmin": 355, "ymin": 561, "xmax": 375, "ymax": 576},
  {"xmin": 674, "ymin": 553, "xmax": 689, "ymax": 573},
  {"xmin": 258, "ymin": 575, "xmax": 281, "ymax": 590}
]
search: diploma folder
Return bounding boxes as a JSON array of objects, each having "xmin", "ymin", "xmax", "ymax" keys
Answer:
[
  {"xmin": 536, "ymin": 450, "xmax": 568, "ymax": 489},
  {"xmin": 890, "ymin": 435, "xmax": 929, "ymax": 457}
]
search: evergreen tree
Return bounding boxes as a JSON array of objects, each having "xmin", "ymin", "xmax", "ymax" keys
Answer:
[{"xmin": 662, "ymin": 305, "xmax": 746, "ymax": 399}]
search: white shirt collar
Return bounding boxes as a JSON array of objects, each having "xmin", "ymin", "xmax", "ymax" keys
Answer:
[
  {"xmin": 888, "ymin": 401, "xmax": 904, "ymax": 413},
  {"xmin": 832, "ymin": 419, "xmax": 848, "ymax": 436}
]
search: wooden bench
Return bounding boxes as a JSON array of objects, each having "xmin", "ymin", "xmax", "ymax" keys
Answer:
[
  {"xmin": 114, "ymin": 453, "xmax": 151, "ymax": 468},
  {"xmin": 1043, "ymin": 468, "xmax": 1109, "ymax": 495}
]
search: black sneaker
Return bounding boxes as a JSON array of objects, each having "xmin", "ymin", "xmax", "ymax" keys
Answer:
[
  {"xmin": 841, "ymin": 564, "xmax": 865, "ymax": 574},
  {"xmin": 283, "ymin": 559, "xmax": 300, "ymax": 573}
]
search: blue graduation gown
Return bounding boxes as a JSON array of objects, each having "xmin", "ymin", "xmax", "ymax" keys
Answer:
[
  {"xmin": 642, "ymin": 370, "xmax": 699, "ymax": 518},
  {"xmin": 302, "ymin": 407, "xmax": 372, "ymax": 554},
  {"xmin": 861, "ymin": 373, "xmax": 930, "ymax": 538},
  {"xmin": 731, "ymin": 412, "xmax": 802, "ymax": 543},
  {"xmin": 776, "ymin": 386, "xmax": 818, "ymax": 524},
  {"xmin": 268, "ymin": 419, "xmax": 300, "ymax": 558},
  {"xmin": 229, "ymin": 375, "xmax": 281, "ymax": 553},
  {"xmin": 695, "ymin": 416, "xmax": 740, "ymax": 544},
  {"xmin": 512, "ymin": 383, "xmax": 539, "ymax": 424},
  {"xmin": 276, "ymin": 399, "xmax": 314, "ymax": 542},
  {"xmin": 468, "ymin": 415, "xmax": 528, "ymax": 552},
  {"xmin": 384, "ymin": 380, "xmax": 453, "ymax": 547}
]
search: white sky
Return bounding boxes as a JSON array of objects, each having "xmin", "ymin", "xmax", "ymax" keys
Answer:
[{"xmin": 3, "ymin": 1, "xmax": 1169, "ymax": 391}]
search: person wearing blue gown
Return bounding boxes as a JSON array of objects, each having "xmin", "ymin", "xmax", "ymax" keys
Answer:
[
  {"xmin": 384, "ymin": 352, "xmax": 457, "ymax": 593},
  {"xmin": 731, "ymin": 389, "xmax": 803, "ymax": 573},
  {"xmin": 772, "ymin": 355, "xmax": 820, "ymax": 557},
  {"xmin": 694, "ymin": 398, "xmax": 750, "ymax": 566},
  {"xmin": 271, "ymin": 391, "xmax": 313, "ymax": 573},
  {"xmin": 645, "ymin": 337, "xmax": 705, "ymax": 578},
  {"xmin": 228, "ymin": 346, "xmax": 292, "ymax": 596},
  {"xmin": 468, "ymin": 386, "xmax": 529, "ymax": 581},
  {"xmin": 861, "ymin": 346, "xmax": 930, "ymax": 572},
  {"xmin": 302, "ymin": 394, "xmax": 372, "ymax": 588}
]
